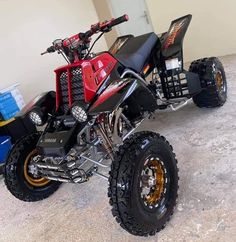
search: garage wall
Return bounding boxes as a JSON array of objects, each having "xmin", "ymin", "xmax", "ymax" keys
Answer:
[
  {"xmin": 0, "ymin": 0, "xmax": 107, "ymax": 102},
  {"xmin": 146, "ymin": 0, "xmax": 236, "ymax": 62}
]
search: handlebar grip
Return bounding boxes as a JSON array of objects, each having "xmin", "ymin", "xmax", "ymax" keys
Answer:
[
  {"xmin": 109, "ymin": 14, "xmax": 129, "ymax": 28},
  {"xmin": 41, "ymin": 46, "xmax": 55, "ymax": 55},
  {"xmin": 47, "ymin": 46, "xmax": 55, "ymax": 53}
]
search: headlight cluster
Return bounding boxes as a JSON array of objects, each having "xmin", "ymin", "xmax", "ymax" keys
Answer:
[
  {"xmin": 29, "ymin": 102, "xmax": 87, "ymax": 126},
  {"xmin": 71, "ymin": 103, "xmax": 88, "ymax": 122},
  {"xmin": 29, "ymin": 107, "xmax": 48, "ymax": 126}
]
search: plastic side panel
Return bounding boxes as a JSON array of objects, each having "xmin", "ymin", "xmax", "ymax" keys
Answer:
[
  {"xmin": 54, "ymin": 53, "xmax": 117, "ymax": 105},
  {"xmin": 109, "ymin": 35, "xmax": 134, "ymax": 55},
  {"xmin": 88, "ymin": 79, "xmax": 139, "ymax": 114},
  {"xmin": 82, "ymin": 52, "xmax": 118, "ymax": 102},
  {"xmin": 162, "ymin": 14, "xmax": 192, "ymax": 59}
]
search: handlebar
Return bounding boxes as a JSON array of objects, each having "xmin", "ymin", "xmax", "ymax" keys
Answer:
[
  {"xmin": 41, "ymin": 14, "xmax": 129, "ymax": 55},
  {"xmin": 83, "ymin": 14, "xmax": 129, "ymax": 39}
]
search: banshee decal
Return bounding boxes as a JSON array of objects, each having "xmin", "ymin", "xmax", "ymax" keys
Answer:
[
  {"xmin": 162, "ymin": 14, "xmax": 192, "ymax": 52},
  {"xmin": 163, "ymin": 18, "xmax": 188, "ymax": 49}
]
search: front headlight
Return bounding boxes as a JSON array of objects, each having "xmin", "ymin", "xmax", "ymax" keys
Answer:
[
  {"xmin": 29, "ymin": 107, "xmax": 47, "ymax": 126},
  {"xmin": 71, "ymin": 103, "xmax": 87, "ymax": 122}
]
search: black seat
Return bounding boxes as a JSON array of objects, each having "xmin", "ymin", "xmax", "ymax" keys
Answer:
[{"xmin": 114, "ymin": 32, "xmax": 158, "ymax": 73}]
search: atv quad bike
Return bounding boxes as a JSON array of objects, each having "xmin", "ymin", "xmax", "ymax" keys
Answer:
[{"xmin": 4, "ymin": 14, "xmax": 227, "ymax": 236}]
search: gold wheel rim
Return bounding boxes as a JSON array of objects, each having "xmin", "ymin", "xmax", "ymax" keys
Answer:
[
  {"xmin": 141, "ymin": 158, "xmax": 165, "ymax": 207},
  {"xmin": 216, "ymin": 72, "xmax": 224, "ymax": 91},
  {"xmin": 23, "ymin": 150, "xmax": 50, "ymax": 187},
  {"xmin": 146, "ymin": 160, "xmax": 165, "ymax": 205}
]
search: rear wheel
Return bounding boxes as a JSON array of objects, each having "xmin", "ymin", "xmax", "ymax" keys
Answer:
[
  {"xmin": 189, "ymin": 57, "xmax": 227, "ymax": 107},
  {"xmin": 4, "ymin": 132, "xmax": 61, "ymax": 202},
  {"xmin": 108, "ymin": 131, "xmax": 179, "ymax": 236}
]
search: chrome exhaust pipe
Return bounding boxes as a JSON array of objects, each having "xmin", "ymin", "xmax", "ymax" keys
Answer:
[
  {"xmin": 46, "ymin": 174, "xmax": 86, "ymax": 183},
  {"xmin": 36, "ymin": 162, "xmax": 59, "ymax": 170},
  {"xmin": 46, "ymin": 176, "xmax": 71, "ymax": 183}
]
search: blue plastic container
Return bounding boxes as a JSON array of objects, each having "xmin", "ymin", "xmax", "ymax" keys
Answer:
[
  {"xmin": 0, "ymin": 136, "xmax": 12, "ymax": 164},
  {"xmin": 0, "ymin": 92, "xmax": 20, "ymax": 120},
  {"xmin": 0, "ymin": 92, "xmax": 12, "ymax": 102}
]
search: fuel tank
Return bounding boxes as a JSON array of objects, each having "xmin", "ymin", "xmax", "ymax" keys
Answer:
[{"xmin": 54, "ymin": 53, "xmax": 118, "ymax": 113}]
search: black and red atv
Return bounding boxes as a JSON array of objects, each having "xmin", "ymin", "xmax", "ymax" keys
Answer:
[{"xmin": 4, "ymin": 14, "xmax": 227, "ymax": 236}]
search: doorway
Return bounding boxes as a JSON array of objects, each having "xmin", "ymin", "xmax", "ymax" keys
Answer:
[{"xmin": 108, "ymin": 0, "xmax": 153, "ymax": 36}]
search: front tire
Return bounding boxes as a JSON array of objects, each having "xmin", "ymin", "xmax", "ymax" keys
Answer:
[
  {"xmin": 189, "ymin": 57, "xmax": 227, "ymax": 108},
  {"xmin": 108, "ymin": 131, "xmax": 179, "ymax": 236},
  {"xmin": 4, "ymin": 132, "xmax": 61, "ymax": 202}
]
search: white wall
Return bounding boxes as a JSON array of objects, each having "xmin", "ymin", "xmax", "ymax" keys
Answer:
[
  {"xmin": 0, "ymin": 0, "xmax": 107, "ymax": 102},
  {"xmin": 146, "ymin": 0, "xmax": 236, "ymax": 62},
  {"xmin": 92, "ymin": 0, "xmax": 119, "ymax": 48}
]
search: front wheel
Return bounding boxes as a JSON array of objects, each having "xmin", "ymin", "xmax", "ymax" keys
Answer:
[
  {"xmin": 4, "ymin": 132, "xmax": 61, "ymax": 202},
  {"xmin": 108, "ymin": 131, "xmax": 179, "ymax": 236}
]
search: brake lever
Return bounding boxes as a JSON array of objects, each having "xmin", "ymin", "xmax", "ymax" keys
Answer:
[
  {"xmin": 41, "ymin": 51, "xmax": 48, "ymax": 56},
  {"xmin": 41, "ymin": 45, "xmax": 56, "ymax": 56}
]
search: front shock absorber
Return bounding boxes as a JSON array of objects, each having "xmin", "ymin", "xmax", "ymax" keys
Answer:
[{"xmin": 94, "ymin": 124, "xmax": 114, "ymax": 160}]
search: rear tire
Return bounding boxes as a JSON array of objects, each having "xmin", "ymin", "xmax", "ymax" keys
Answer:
[
  {"xmin": 108, "ymin": 131, "xmax": 179, "ymax": 236},
  {"xmin": 4, "ymin": 132, "xmax": 61, "ymax": 202},
  {"xmin": 189, "ymin": 57, "xmax": 227, "ymax": 108}
]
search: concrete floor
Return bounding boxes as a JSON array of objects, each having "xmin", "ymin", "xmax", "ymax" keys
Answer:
[{"xmin": 0, "ymin": 55, "xmax": 236, "ymax": 242}]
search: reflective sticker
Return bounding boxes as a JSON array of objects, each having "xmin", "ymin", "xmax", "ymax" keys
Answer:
[{"xmin": 165, "ymin": 58, "xmax": 180, "ymax": 70}]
